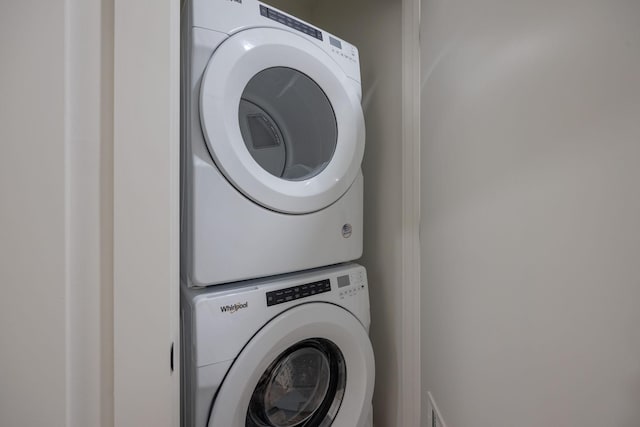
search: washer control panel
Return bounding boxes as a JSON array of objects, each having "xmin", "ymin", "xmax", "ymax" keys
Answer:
[
  {"xmin": 338, "ymin": 269, "xmax": 367, "ymax": 299},
  {"xmin": 266, "ymin": 279, "xmax": 331, "ymax": 307}
]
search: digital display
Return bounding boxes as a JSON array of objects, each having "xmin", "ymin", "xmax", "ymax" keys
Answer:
[
  {"xmin": 337, "ymin": 275, "xmax": 350, "ymax": 288},
  {"xmin": 329, "ymin": 37, "xmax": 342, "ymax": 49},
  {"xmin": 260, "ymin": 5, "xmax": 323, "ymax": 41}
]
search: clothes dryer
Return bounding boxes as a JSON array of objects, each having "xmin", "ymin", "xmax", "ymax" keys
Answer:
[
  {"xmin": 181, "ymin": 263, "xmax": 375, "ymax": 427},
  {"xmin": 181, "ymin": 0, "xmax": 366, "ymax": 287}
]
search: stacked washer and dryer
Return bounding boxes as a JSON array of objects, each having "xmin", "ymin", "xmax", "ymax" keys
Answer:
[{"xmin": 180, "ymin": 1, "xmax": 375, "ymax": 426}]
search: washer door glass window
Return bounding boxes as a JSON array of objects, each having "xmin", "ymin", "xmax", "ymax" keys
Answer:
[
  {"xmin": 239, "ymin": 68, "xmax": 337, "ymax": 182},
  {"xmin": 246, "ymin": 339, "xmax": 346, "ymax": 427}
]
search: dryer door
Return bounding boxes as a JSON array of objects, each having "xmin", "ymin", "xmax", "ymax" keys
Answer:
[
  {"xmin": 207, "ymin": 303, "xmax": 375, "ymax": 427},
  {"xmin": 200, "ymin": 28, "xmax": 365, "ymax": 214}
]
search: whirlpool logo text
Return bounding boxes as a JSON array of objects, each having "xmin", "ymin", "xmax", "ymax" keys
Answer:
[{"xmin": 219, "ymin": 302, "xmax": 249, "ymax": 314}]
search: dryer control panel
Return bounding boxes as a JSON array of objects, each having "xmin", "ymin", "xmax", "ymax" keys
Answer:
[
  {"xmin": 190, "ymin": 0, "xmax": 362, "ymax": 85},
  {"xmin": 260, "ymin": 5, "xmax": 323, "ymax": 40},
  {"xmin": 256, "ymin": 1, "xmax": 361, "ymax": 83}
]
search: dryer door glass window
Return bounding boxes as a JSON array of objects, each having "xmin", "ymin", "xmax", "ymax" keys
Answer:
[
  {"xmin": 246, "ymin": 338, "xmax": 346, "ymax": 427},
  {"xmin": 239, "ymin": 67, "xmax": 338, "ymax": 181}
]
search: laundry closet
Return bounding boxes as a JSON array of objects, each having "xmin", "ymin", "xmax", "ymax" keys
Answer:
[{"xmin": 180, "ymin": 0, "xmax": 411, "ymax": 425}]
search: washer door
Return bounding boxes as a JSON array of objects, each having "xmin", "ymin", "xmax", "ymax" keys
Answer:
[
  {"xmin": 207, "ymin": 304, "xmax": 375, "ymax": 427},
  {"xmin": 200, "ymin": 28, "xmax": 365, "ymax": 214}
]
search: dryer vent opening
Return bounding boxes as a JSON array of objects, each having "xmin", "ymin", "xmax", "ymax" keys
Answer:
[{"xmin": 239, "ymin": 67, "xmax": 338, "ymax": 181}]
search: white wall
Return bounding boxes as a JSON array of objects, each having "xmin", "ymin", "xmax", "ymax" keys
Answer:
[
  {"xmin": 0, "ymin": 2, "xmax": 69, "ymax": 425},
  {"xmin": 420, "ymin": 1, "xmax": 640, "ymax": 426}
]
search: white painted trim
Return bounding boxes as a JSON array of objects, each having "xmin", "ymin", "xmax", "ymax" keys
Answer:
[
  {"xmin": 400, "ymin": 0, "xmax": 422, "ymax": 425},
  {"xmin": 113, "ymin": 0, "xmax": 180, "ymax": 425},
  {"xmin": 66, "ymin": 0, "xmax": 115, "ymax": 425}
]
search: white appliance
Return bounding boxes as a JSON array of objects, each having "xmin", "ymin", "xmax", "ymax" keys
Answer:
[
  {"xmin": 181, "ymin": 0, "xmax": 366, "ymax": 287},
  {"xmin": 181, "ymin": 263, "xmax": 375, "ymax": 427}
]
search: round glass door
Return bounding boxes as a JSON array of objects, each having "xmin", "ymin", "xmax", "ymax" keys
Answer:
[
  {"xmin": 246, "ymin": 339, "xmax": 346, "ymax": 427},
  {"xmin": 199, "ymin": 28, "xmax": 365, "ymax": 214},
  {"xmin": 239, "ymin": 68, "xmax": 338, "ymax": 182}
]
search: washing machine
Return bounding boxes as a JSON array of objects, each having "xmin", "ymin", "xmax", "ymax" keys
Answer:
[
  {"xmin": 181, "ymin": 0, "xmax": 366, "ymax": 287},
  {"xmin": 181, "ymin": 263, "xmax": 375, "ymax": 427}
]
